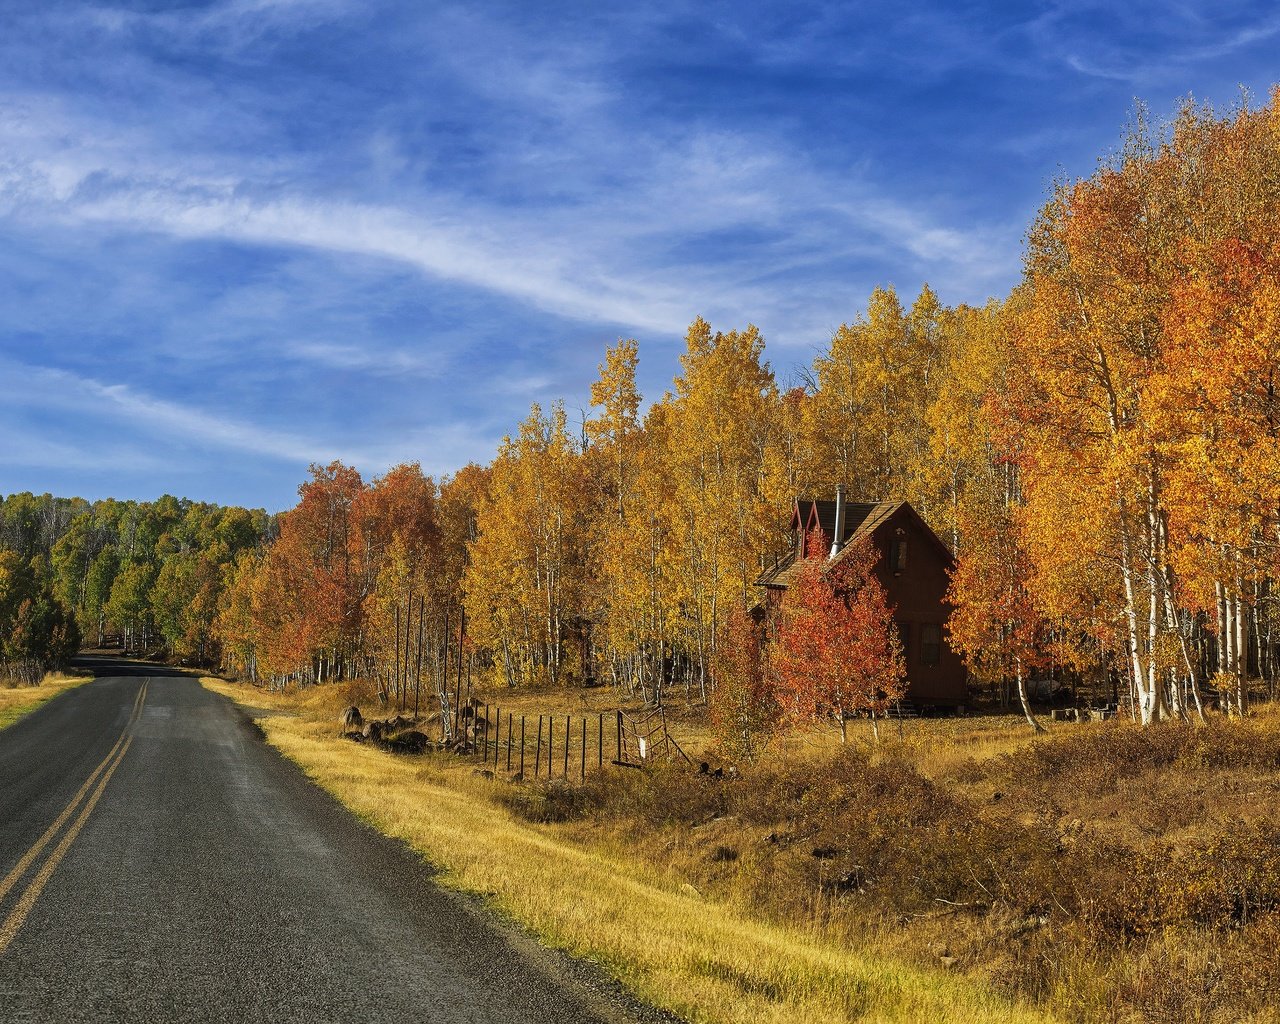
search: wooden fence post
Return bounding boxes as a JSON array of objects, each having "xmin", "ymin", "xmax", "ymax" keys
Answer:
[
  {"xmin": 616, "ymin": 710, "xmax": 623, "ymax": 764},
  {"xmin": 535, "ymin": 716, "xmax": 543, "ymax": 777},
  {"xmin": 493, "ymin": 706, "xmax": 500, "ymax": 766},
  {"xmin": 580, "ymin": 718, "xmax": 586, "ymax": 781},
  {"xmin": 506, "ymin": 713, "xmax": 513, "ymax": 772},
  {"xmin": 563, "ymin": 715, "xmax": 570, "ymax": 777},
  {"xmin": 547, "ymin": 715, "xmax": 553, "ymax": 777},
  {"xmin": 519, "ymin": 716, "xmax": 526, "ymax": 777},
  {"xmin": 598, "ymin": 713, "xmax": 603, "ymax": 769}
]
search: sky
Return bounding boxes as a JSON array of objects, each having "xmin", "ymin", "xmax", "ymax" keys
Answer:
[{"xmin": 1, "ymin": 1, "xmax": 1278, "ymax": 512}]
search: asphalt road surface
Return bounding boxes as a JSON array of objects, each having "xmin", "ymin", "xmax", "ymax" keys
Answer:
[{"xmin": 0, "ymin": 658, "xmax": 659, "ymax": 1024}]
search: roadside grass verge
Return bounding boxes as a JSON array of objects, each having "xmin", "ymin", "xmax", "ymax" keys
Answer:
[
  {"xmin": 202, "ymin": 675, "xmax": 1054, "ymax": 1024},
  {"xmin": 0, "ymin": 671, "xmax": 93, "ymax": 731}
]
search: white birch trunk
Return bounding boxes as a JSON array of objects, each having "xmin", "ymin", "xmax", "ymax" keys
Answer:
[
  {"xmin": 1233, "ymin": 586, "xmax": 1247, "ymax": 714},
  {"xmin": 1116, "ymin": 501, "xmax": 1153, "ymax": 724},
  {"xmin": 1015, "ymin": 654, "xmax": 1046, "ymax": 733}
]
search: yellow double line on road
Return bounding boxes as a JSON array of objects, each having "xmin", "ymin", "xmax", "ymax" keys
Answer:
[{"xmin": 0, "ymin": 680, "xmax": 147, "ymax": 955}]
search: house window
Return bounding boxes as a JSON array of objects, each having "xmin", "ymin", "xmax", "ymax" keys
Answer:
[
  {"xmin": 890, "ymin": 539, "xmax": 907, "ymax": 574},
  {"xmin": 898, "ymin": 622, "xmax": 912, "ymax": 663},
  {"xmin": 920, "ymin": 622, "xmax": 941, "ymax": 667}
]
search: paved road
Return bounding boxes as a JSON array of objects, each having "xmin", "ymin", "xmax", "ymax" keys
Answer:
[{"xmin": 0, "ymin": 659, "xmax": 654, "ymax": 1024}]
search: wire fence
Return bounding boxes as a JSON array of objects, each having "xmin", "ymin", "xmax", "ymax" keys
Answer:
[{"xmin": 447, "ymin": 700, "xmax": 690, "ymax": 779}]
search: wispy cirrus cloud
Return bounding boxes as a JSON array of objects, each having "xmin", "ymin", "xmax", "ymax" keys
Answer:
[
  {"xmin": 55, "ymin": 0, "xmax": 356, "ymax": 54},
  {"xmin": 0, "ymin": 106, "xmax": 1010, "ymax": 346},
  {"xmin": 0, "ymin": 433, "xmax": 167, "ymax": 475},
  {"xmin": 0, "ymin": 355, "xmax": 498, "ymax": 480},
  {"xmin": 284, "ymin": 341, "xmax": 444, "ymax": 377},
  {"xmin": 1026, "ymin": 3, "xmax": 1280, "ymax": 85},
  {"xmin": 0, "ymin": 359, "xmax": 322, "ymax": 463},
  {"xmin": 0, "ymin": 0, "xmax": 1022, "ymax": 352}
]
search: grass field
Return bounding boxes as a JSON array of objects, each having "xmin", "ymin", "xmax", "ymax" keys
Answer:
[
  {"xmin": 0, "ymin": 671, "xmax": 92, "ymax": 731},
  {"xmin": 203, "ymin": 676, "xmax": 1055, "ymax": 1024}
]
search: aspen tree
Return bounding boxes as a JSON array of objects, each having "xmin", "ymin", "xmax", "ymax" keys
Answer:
[
  {"xmin": 465, "ymin": 403, "xmax": 590, "ymax": 685},
  {"xmin": 661, "ymin": 318, "xmax": 781, "ymax": 700}
]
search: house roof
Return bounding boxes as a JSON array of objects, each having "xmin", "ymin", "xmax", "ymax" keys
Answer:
[
  {"xmin": 805, "ymin": 499, "xmax": 880, "ymax": 546},
  {"xmin": 756, "ymin": 498, "xmax": 952, "ymax": 589},
  {"xmin": 755, "ymin": 549, "xmax": 798, "ymax": 587}
]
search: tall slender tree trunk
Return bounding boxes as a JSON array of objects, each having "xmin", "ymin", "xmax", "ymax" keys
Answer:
[
  {"xmin": 1117, "ymin": 501, "xmax": 1153, "ymax": 723},
  {"xmin": 1015, "ymin": 655, "xmax": 1046, "ymax": 733},
  {"xmin": 1234, "ymin": 586, "xmax": 1247, "ymax": 714}
]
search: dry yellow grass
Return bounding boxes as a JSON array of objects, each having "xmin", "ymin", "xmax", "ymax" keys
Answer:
[
  {"xmin": 0, "ymin": 672, "xmax": 93, "ymax": 731},
  {"xmin": 202, "ymin": 676, "xmax": 1056, "ymax": 1024}
]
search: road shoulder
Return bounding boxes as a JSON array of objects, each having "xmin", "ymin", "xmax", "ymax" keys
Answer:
[{"xmin": 0, "ymin": 671, "xmax": 94, "ymax": 732}]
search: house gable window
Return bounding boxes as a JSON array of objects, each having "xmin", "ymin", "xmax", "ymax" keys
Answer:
[
  {"xmin": 890, "ymin": 539, "xmax": 907, "ymax": 574},
  {"xmin": 920, "ymin": 622, "xmax": 941, "ymax": 667}
]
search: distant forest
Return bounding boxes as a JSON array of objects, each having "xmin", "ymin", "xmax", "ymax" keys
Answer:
[
  {"xmin": 4, "ymin": 96, "xmax": 1280, "ymax": 730},
  {"xmin": 0, "ymin": 492, "xmax": 271, "ymax": 680}
]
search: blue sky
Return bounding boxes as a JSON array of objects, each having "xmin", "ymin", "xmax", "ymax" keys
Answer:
[{"xmin": 1, "ymin": 1, "xmax": 1277, "ymax": 511}]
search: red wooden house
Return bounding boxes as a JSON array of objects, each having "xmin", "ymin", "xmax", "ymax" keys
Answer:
[{"xmin": 756, "ymin": 487, "xmax": 968, "ymax": 708}]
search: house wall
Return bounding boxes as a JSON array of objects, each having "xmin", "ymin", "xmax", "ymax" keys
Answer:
[{"xmin": 872, "ymin": 512, "xmax": 967, "ymax": 706}]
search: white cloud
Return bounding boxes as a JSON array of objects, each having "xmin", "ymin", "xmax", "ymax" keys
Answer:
[
  {"xmin": 1033, "ymin": 5, "xmax": 1280, "ymax": 85},
  {"xmin": 284, "ymin": 341, "xmax": 445, "ymax": 377},
  {"xmin": 0, "ymin": 358, "xmax": 323, "ymax": 463},
  {"xmin": 0, "ymin": 72, "xmax": 1011, "ymax": 351},
  {"xmin": 339, "ymin": 420, "xmax": 504, "ymax": 480},
  {"xmin": 0, "ymin": 432, "xmax": 167, "ymax": 474},
  {"xmin": 83, "ymin": 0, "xmax": 354, "ymax": 46},
  {"xmin": 0, "ymin": 355, "xmax": 507, "ymax": 480}
]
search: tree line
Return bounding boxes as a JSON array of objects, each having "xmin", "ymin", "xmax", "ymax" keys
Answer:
[
  {"xmin": 0, "ymin": 492, "xmax": 270, "ymax": 680},
  {"xmin": 3, "ymin": 95, "xmax": 1278, "ymax": 732}
]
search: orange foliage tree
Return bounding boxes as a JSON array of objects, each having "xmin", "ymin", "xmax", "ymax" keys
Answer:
[
  {"xmin": 253, "ymin": 461, "xmax": 365, "ymax": 682},
  {"xmin": 709, "ymin": 605, "xmax": 779, "ymax": 761},
  {"xmin": 948, "ymin": 495, "xmax": 1050, "ymax": 732},
  {"xmin": 771, "ymin": 533, "xmax": 905, "ymax": 742}
]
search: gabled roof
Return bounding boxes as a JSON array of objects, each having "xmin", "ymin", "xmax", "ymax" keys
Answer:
[
  {"xmin": 756, "ymin": 498, "xmax": 952, "ymax": 590},
  {"xmin": 800, "ymin": 499, "xmax": 881, "ymax": 548}
]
